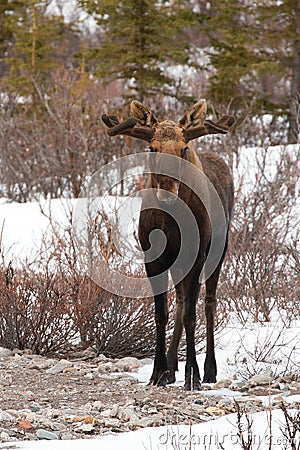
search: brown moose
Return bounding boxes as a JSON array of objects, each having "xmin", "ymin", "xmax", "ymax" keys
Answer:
[{"xmin": 102, "ymin": 100, "xmax": 235, "ymax": 390}]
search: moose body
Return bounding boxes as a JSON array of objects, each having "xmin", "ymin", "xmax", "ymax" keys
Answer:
[{"xmin": 102, "ymin": 100, "xmax": 235, "ymax": 390}]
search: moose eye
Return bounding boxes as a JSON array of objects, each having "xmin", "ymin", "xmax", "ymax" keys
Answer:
[{"xmin": 181, "ymin": 147, "xmax": 188, "ymax": 158}]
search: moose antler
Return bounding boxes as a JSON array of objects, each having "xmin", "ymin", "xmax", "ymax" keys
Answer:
[
  {"xmin": 102, "ymin": 100, "xmax": 235, "ymax": 144},
  {"xmin": 182, "ymin": 115, "xmax": 235, "ymax": 143},
  {"xmin": 101, "ymin": 114, "xmax": 155, "ymax": 142}
]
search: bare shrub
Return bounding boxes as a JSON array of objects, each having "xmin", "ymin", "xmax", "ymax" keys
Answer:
[
  {"xmin": 220, "ymin": 144, "xmax": 300, "ymax": 323},
  {"xmin": 0, "ymin": 69, "xmax": 128, "ymax": 201},
  {"xmin": 0, "ymin": 261, "xmax": 76, "ymax": 355},
  {"xmin": 0, "ymin": 203, "xmax": 158, "ymax": 357},
  {"xmin": 280, "ymin": 402, "xmax": 300, "ymax": 450}
]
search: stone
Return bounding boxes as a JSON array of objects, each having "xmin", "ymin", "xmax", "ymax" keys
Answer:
[
  {"xmin": 0, "ymin": 347, "xmax": 13, "ymax": 358},
  {"xmin": 92, "ymin": 401, "xmax": 102, "ymax": 412},
  {"xmin": 19, "ymin": 420, "xmax": 32, "ymax": 430},
  {"xmin": 147, "ymin": 407, "xmax": 158, "ymax": 414},
  {"xmin": 229, "ymin": 381, "xmax": 245, "ymax": 390},
  {"xmin": 214, "ymin": 379, "xmax": 233, "ymax": 389},
  {"xmin": 0, "ymin": 411, "xmax": 18, "ymax": 422},
  {"xmin": 46, "ymin": 360, "xmax": 73, "ymax": 375},
  {"xmin": 205, "ymin": 406, "xmax": 225, "ymax": 416},
  {"xmin": 95, "ymin": 354, "xmax": 109, "ymax": 363},
  {"xmin": 0, "ymin": 431, "xmax": 11, "ymax": 441},
  {"xmin": 113, "ymin": 357, "xmax": 141, "ymax": 372},
  {"xmin": 84, "ymin": 372, "xmax": 94, "ymax": 380},
  {"xmin": 36, "ymin": 429, "xmax": 60, "ymax": 440},
  {"xmin": 245, "ymin": 371, "xmax": 273, "ymax": 387},
  {"xmin": 234, "ymin": 396, "xmax": 263, "ymax": 405},
  {"xmin": 75, "ymin": 423, "xmax": 94, "ymax": 433},
  {"xmin": 97, "ymin": 362, "xmax": 114, "ymax": 373},
  {"xmin": 129, "ymin": 414, "xmax": 164, "ymax": 428},
  {"xmin": 100, "ymin": 407, "xmax": 118, "ymax": 418},
  {"xmin": 194, "ymin": 398, "xmax": 204, "ymax": 405},
  {"xmin": 117, "ymin": 407, "xmax": 140, "ymax": 422},
  {"xmin": 80, "ymin": 347, "xmax": 97, "ymax": 359}
]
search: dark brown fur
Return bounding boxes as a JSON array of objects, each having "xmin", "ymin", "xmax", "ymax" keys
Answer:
[{"xmin": 102, "ymin": 100, "xmax": 235, "ymax": 390}]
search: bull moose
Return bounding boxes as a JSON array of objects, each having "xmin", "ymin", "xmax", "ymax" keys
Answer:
[{"xmin": 102, "ymin": 100, "xmax": 235, "ymax": 390}]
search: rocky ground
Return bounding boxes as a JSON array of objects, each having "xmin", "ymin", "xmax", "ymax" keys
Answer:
[{"xmin": 1, "ymin": 346, "xmax": 300, "ymax": 443}]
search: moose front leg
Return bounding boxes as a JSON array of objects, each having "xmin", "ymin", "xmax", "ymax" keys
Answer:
[
  {"xmin": 146, "ymin": 264, "xmax": 169, "ymax": 386},
  {"xmin": 167, "ymin": 278, "xmax": 184, "ymax": 384},
  {"xmin": 150, "ymin": 292, "xmax": 169, "ymax": 386}
]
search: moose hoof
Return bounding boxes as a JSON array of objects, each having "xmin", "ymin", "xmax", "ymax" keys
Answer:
[
  {"xmin": 149, "ymin": 369, "xmax": 169, "ymax": 387},
  {"xmin": 166, "ymin": 371, "xmax": 176, "ymax": 385},
  {"xmin": 184, "ymin": 381, "xmax": 201, "ymax": 391},
  {"xmin": 203, "ymin": 374, "xmax": 217, "ymax": 384}
]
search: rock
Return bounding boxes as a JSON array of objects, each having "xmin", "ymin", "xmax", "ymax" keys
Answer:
[
  {"xmin": 0, "ymin": 431, "xmax": 15, "ymax": 441},
  {"xmin": 19, "ymin": 420, "xmax": 32, "ymax": 430},
  {"xmin": 0, "ymin": 347, "xmax": 13, "ymax": 358},
  {"xmin": 84, "ymin": 372, "xmax": 94, "ymax": 380},
  {"xmin": 113, "ymin": 357, "xmax": 141, "ymax": 372},
  {"xmin": 92, "ymin": 401, "xmax": 102, "ymax": 412},
  {"xmin": 245, "ymin": 371, "xmax": 273, "ymax": 387},
  {"xmin": 147, "ymin": 407, "xmax": 158, "ymax": 414},
  {"xmin": 100, "ymin": 407, "xmax": 118, "ymax": 418},
  {"xmin": 95, "ymin": 354, "xmax": 109, "ymax": 363},
  {"xmin": 80, "ymin": 347, "xmax": 97, "ymax": 359},
  {"xmin": 205, "ymin": 406, "xmax": 225, "ymax": 416},
  {"xmin": 117, "ymin": 407, "xmax": 140, "ymax": 422},
  {"xmin": 289, "ymin": 381, "xmax": 300, "ymax": 392},
  {"xmin": 214, "ymin": 379, "xmax": 233, "ymax": 389},
  {"xmin": 75, "ymin": 423, "xmax": 94, "ymax": 433},
  {"xmin": 130, "ymin": 414, "xmax": 164, "ymax": 428},
  {"xmin": 0, "ymin": 411, "xmax": 18, "ymax": 422},
  {"xmin": 97, "ymin": 362, "xmax": 114, "ymax": 373},
  {"xmin": 234, "ymin": 396, "xmax": 263, "ymax": 405},
  {"xmin": 229, "ymin": 381, "xmax": 245, "ymax": 390},
  {"xmin": 12, "ymin": 348, "xmax": 33, "ymax": 356},
  {"xmin": 46, "ymin": 360, "xmax": 73, "ymax": 375},
  {"xmin": 36, "ymin": 429, "xmax": 60, "ymax": 440}
]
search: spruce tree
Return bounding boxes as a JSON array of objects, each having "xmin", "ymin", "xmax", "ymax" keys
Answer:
[
  {"xmin": 2, "ymin": 0, "xmax": 79, "ymax": 96},
  {"xmin": 79, "ymin": 0, "xmax": 201, "ymax": 101},
  {"xmin": 205, "ymin": 0, "xmax": 300, "ymax": 141}
]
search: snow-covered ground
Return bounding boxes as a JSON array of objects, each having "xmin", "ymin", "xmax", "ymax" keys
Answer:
[
  {"xmin": 1, "ymin": 195, "xmax": 300, "ymax": 449},
  {"xmin": 1, "ymin": 407, "xmax": 300, "ymax": 450},
  {"xmin": 0, "ymin": 144, "xmax": 299, "ymax": 449}
]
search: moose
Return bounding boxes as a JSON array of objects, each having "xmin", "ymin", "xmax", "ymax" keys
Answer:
[{"xmin": 102, "ymin": 100, "xmax": 235, "ymax": 390}]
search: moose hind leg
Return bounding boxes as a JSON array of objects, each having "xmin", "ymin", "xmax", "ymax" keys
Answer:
[
  {"xmin": 203, "ymin": 261, "xmax": 224, "ymax": 383},
  {"xmin": 182, "ymin": 282, "xmax": 201, "ymax": 391},
  {"xmin": 203, "ymin": 292, "xmax": 217, "ymax": 383}
]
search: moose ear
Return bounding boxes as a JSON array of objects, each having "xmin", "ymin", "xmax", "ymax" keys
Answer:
[
  {"xmin": 131, "ymin": 100, "xmax": 158, "ymax": 128},
  {"xmin": 179, "ymin": 99, "xmax": 207, "ymax": 129}
]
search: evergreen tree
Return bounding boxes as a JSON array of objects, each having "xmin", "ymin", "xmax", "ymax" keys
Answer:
[
  {"xmin": 205, "ymin": 0, "xmax": 300, "ymax": 142},
  {"xmin": 255, "ymin": 0, "xmax": 300, "ymax": 142},
  {"xmin": 2, "ymin": 0, "xmax": 79, "ymax": 96},
  {"xmin": 79, "ymin": 0, "xmax": 201, "ymax": 101}
]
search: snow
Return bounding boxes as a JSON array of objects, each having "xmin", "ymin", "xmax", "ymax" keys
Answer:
[
  {"xmin": 0, "ymin": 144, "xmax": 300, "ymax": 449},
  {"xmin": 0, "ymin": 409, "xmax": 299, "ymax": 449},
  {"xmin": 0, "ymin": 198, "xmax": 76, "ymax": 264}
]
